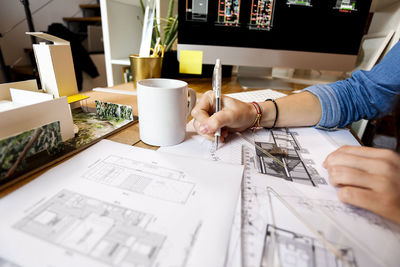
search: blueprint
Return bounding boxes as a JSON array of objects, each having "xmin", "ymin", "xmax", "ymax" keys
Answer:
[{"xmin": 0, "ymin": 140, "xmax": 243, "ymax": 267}]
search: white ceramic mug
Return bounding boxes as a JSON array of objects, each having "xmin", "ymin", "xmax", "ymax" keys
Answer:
[{"xmin": 137, "ymin": 78, "xmax": 197, "ymax": 146}]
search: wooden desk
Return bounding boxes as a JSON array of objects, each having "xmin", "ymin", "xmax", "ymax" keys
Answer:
[
  {"xmin": 0, "ymin": 76, "xmax": 303, "ymax": 197},
  {"xmin": 82, "ymin": 76, "xmax": 305, "ymax": 149}
]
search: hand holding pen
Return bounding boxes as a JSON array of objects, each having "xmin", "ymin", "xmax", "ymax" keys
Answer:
[{"xmin": 213, "ymin": 59, "xmax": 222, "ymax": 150}]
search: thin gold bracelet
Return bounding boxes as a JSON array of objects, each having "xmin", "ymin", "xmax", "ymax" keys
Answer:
[{"xmin": 250, "ymin": 102, "xmax": 263, "ymax": 130}]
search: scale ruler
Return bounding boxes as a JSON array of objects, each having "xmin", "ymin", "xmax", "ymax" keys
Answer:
[{"xmin": 241, "ymin": 145, "xmax": 269, "ymax": 267}]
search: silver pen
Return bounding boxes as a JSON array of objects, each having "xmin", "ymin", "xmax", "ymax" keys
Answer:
[{"xmin": 213, "ymin": 58, "xmax": 222, "ymax": 150}]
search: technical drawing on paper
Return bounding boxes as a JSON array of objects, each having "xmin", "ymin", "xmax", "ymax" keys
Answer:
[
  {"xmin": 249, "ymin": 0, "xmax": 276, "ymax": 31},
  {"xmin": 82, "ymin": 155, "xmax": 195, "ymax": 204},
  {"xmin": 288, "ymin": 195, "xmax": 399, "ymax": 232},
  {"xmin": 286, "ymin": 0, "xmax": 312, "ymax": 7},
  {"xmin": 334, "ymin": 0, "xmax": 357, "ymax": 12},
  {"xmin": 186, "ymin": 0, "xmax": 208, "ymax": 21},
  {"xmin": 0, "ymin": 257, "xmax": 21, "ymax": 267},
  {"xmin": 254, "ymin": 128, "xmax": 326, "ymax": 186},
  {"xmin": 261, "ymin": 225, "xmax": 357, "ymax": 267},
  {"xmin": 13, "ymin": 190, "xmax": 165, "ymax": 267},
  {"xmin": 216, "ymin": 0, "xmax": 241, "ymax": 26}
]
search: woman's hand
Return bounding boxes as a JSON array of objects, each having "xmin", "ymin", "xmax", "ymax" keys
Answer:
[
  {"xmin": 191, "ymin": 91, "xmax": 256, "ymax": 142},
  {"xmin": 324, "ymin": 145, "xmax": 400, "ymax": 224}
]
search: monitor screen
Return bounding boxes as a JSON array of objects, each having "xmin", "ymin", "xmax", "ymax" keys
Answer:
[{"xmin": 178, "ymin": 0, "xmax": 373, "ymax": 71}]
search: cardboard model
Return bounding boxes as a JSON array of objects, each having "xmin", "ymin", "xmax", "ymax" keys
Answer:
[
  {"xmin": 26, "ymin": 32, "xmax": 78, "ymax": 98},
  {"xmin": 0, "ymin": 80, "xmax": 74, "ymax": 141}
]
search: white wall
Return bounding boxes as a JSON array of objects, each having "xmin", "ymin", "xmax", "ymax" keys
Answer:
[
  {"xmin": 370, "ymin": 0, "xmax": 400, "ymax": 11},
  {"xmin": 0, "ymin": 0, "xmax": 98, "ymax": 69}
]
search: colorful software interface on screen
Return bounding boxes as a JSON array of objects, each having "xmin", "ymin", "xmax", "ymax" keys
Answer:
[{"xmin": 180, "ymin": 0, "xmax": 371, "ymax": 55}]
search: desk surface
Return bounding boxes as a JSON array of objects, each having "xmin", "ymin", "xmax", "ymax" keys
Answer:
[{"xmin": 0, "ymin": 76, "xmax": 306, "ymax": 197}]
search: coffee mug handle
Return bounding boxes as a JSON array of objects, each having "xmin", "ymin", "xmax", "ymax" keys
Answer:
[{"xmin": 187, "ymin": 88, "xmax": 197, "ymax": 120}]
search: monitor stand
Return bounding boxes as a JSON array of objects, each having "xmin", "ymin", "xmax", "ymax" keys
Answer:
[
  {"xmin": 237, "ymin": 66, "xmax": 293, "ymax": 90},
  {"xmin": 272, "ymin": 68, "xmax": 346, "ymax": 86},
  {"xmin": 237, "ymin": 66, "xmax": 346, "ymax": 90}
]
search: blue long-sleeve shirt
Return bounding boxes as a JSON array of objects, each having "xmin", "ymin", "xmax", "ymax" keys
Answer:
[{"xmin": 305, "ymin": 42, "xmax": 400, "ymax": 129}]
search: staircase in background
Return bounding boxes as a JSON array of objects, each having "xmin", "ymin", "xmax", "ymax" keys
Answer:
[{"xmin": 11, "ymin": 1, "xmax": 104, "ymax": 82}]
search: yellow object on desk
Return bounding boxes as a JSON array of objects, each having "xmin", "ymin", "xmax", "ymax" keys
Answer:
[
  {"xmin": 67, "ymin": 94, "xmax": 89, "ymax": 104},
  {"xmin": 179, "ymin": 50, "xmax": 203, "ymax": 75}
]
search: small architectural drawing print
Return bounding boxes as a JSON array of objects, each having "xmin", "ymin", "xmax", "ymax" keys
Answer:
[
  {"xmin": 248, "ymin": 0, "xmax": 276, "ymax": 31},
  {"xmin": 14, "ymin": 190, "xmax": 165, "ymax": 267},
  {"xmin": 334, "ymin": 0, "xmax": 357, "ymax": 12},
  {"xmin": 287, "ymin": 0, "xmax": 312, "ymax": 7},
  {"xmin": 82, "ymin": 155, "xmax": 195, "ymax": 204},
  {"xmin": 261, "ymin": 225, "xmax": 357, "ymax": 267},
  {"xmin": 255, "ymin": 129, "xmax": 325, "ymax": 186}
]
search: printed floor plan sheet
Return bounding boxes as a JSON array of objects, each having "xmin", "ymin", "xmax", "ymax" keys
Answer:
[{"xmin": 0, "ymin": 140, "xmax": 244, "ymax": 267}]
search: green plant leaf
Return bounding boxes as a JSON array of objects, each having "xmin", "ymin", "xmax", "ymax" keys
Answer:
[
  {"xmin": 167, "ymin": 0, "xmax": 175, "ymax": 20},
  {"xmin": 163, "ymin": 15, "xmax": 178, "ymax": 51}
]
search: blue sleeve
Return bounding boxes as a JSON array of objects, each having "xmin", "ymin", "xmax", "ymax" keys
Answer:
[{"xmin": 305, "ymin": 41, "xmax": 400, "ymax": 129}]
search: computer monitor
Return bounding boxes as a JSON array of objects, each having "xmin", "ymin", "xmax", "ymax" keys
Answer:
[{"xmin": 178, "ymin": 0, "xmax": 373, "ymax": 87}]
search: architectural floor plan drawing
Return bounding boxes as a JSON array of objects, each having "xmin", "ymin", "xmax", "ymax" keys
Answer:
[
  {"xmin": 14, "ymin": 190, "xmax": 166, "ymax": 267},
  {"xmin": 249, "ymin": 0, "xmax": 276, "ymax": 31},
  {"xmin": 254, "ymin": 128, "xmax": 326, "ymax": 186},
  {"xmin": 261, "ymin": 225, "xmax": 357, "ymax": 267},
  {"xmin": 216, "ymin": 0, "xmax": 241, "ymax": 26},
  {"xmin": 82, "ymin": 155, "xmax": 195, "ymax": 204}
]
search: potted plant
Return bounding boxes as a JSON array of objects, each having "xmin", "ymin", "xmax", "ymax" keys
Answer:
[{"xmin": 139, "ymin": 0, "xmax": 178, "ymax": 53}]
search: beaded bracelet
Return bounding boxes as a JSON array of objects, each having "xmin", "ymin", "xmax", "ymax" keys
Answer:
[
  {"xmin": 264, "ymin": 99, "xmax": 278, "ymax": 129},
  {"xmin": 249, "ymin": 102, "xmax": 263, "ymax": 130}
]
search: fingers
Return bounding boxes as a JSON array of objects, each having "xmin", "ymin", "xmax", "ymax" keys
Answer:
[
  {"xmin": 191, "ymin": 91, "xmax": 214, "ymax": 123},
  {"xmin": 328, "ymin": 166, "xmax": 379, "ymax": 190},
  {"xmin": 323, "ymin": 146, "xmax": 399, "ymax": 176},
  {"xmin": 330, "ymin": 145, "xmax": 400, "ymax": 165},
  {"xmin": 337, "ymin": 186, "xmax": 383, "ymax": 216},
  {"xmin": 192, "ymin": 116, "xmax": 228, "ymax": 143},
  {"xmin": 192, "ymin": 91, "xmax": 216, "ymax": 138},
  {"xmin": 324, "ymin": 152, "xmax": 380, "ymax": 174}
]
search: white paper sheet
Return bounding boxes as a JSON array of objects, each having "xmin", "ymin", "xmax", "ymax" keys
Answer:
[
  {"xmin": 0, "ymin": 140, "xmax": 243, "ymax": 267},
  {"xmin": 10, "ymin": 88, "xmax": 53, "ymax": 105},
  {"xmin": 226, "ymin": 89, "xmax": 287, "ymax": 102}
]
